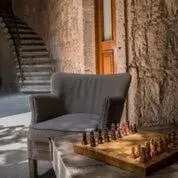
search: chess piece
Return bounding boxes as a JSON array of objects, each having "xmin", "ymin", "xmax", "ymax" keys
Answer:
[
  {"xmin": 172, "ymin": 130, "xmax": 176, "ymax": 147},
  {"xmin": 98, "ymin": 129, "xmax": 103, "ymax": 144},
  {"xmin": 150, "ymin": 139, "xmax": 156, "ymax": 159},
  {"xmin": 116, "ymin": 127, "xmax": 122, "ymax": 139},
  {"xmin": 140, "ymin": 147, "xmax": 147, "ymax": 163},
  {"xmin": 131, "ymin": 147, "xmax": 137, "ymax": 159},
  {"xmin": 126, "ymin": 120, "xmax": 130, "ymax": 134},
  {"xmin": 145, "ymin": 141, "xmax": 151, "ymax": 161},
  {"xmin": 136, "ymin": 144, "xmax": 141, "ymax": 157},
  {"xmin": 172, "ymin": 118, "xmax": 176, "ymax": 125},
  {"xmin": 133, "ymin": 124, "xmax": 138, "ymax": 133},
  {"xmin": 130, "ymin": 124, "xmax": 134, "ymax": 133},
  {"xmin": 111, "ymin": 123, "xmax": 116, "ymax": 140},
  {"xmin": 82, "ymin": 132, "xmax": 88, "ymax": 145},
  {"xmin": 104, "ymin": 129, "xmax": 110, "ymax": 142},
  {"xmin": 153, "ymin": 139, "xmax": 158, "ymax": 156},
  {"xmin": 90, "ymin": 131, "xmax": 96, "ymax": 147}
]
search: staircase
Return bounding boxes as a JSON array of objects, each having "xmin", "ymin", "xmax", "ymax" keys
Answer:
[{"xmin": 0, "ymin": 8, "xmax": 54, "ymax": 93}]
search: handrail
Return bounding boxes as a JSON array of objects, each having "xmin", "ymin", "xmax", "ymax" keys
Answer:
[{"xmin": 0, "ymin": 8, "xmax": 25, "ymax": 81}]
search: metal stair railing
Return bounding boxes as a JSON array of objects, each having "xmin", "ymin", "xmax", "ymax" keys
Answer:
[{"xmin": 0, "ymin": 8, "xmax": 25, "ymax": 82}]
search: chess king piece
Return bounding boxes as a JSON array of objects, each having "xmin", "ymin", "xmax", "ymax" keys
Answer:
[
  {"xmin": 150, "ymin": 139, "xmax": 156, "ymax": 158},
  {"xmin": 111, "ymin": 123, "xmax": 116, "ymax": 140},
  {"xmin": 82, "ymin": 132, "xmax": 88, "ymax": 145},
  {"xmin": 172, "ymin": 130, "xmax": 176, "ymax": 147},
  {"xmin": 136, "ymin": 144, "xmax": 141, "ymax": 157},
  {"xmin": 98, "ymin": 129, "xmax": 103, "ymax": 144},
  {"xmin": 140, "ymin": 147, "xmax": 147, "ymax": 163},
  {"xmin": 145, "ymin": 141, "xmax": 151, "ymax": 161},
  {"xmin": 104, "ymin": 129, "xmax": 110, "ymax": 142},
  {"xmin": 90, "ymin": 131, "xmax": 96, "ymax": 147},
  {"xmin": 126, "ymin": 120, "xmax": 130, "ymax": 134},
  {"xmin": 131, "ymin": 147, "xmax": 137, "ymax": 159},
  {"xmin": 133, "ymin": 124, "xmax": 138, "ymax": 133},
  {"xmin": 116, "ymin": 127, "xmax": 122, "ymax": 139}
]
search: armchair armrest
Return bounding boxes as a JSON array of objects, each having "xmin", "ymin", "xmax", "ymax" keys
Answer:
[
  {"xmin": 99, "ymin": 96, "xmax": 125, "ymax": 130},
  {"xmin": 29, "ymin": 94, "xmax": 65, "ymax": 125}
]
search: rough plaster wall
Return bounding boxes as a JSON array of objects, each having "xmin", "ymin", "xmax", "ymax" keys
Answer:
[
  {"xmin": 0, "ymin": 28, "xmax": 17, "ymax": 92},
  {"xmin": 49, "ymin": 0, "xmax": 84, "ymax": 73},
  {"xmin": 83, "ymin": 0, "xmax": 96, "ymax": 74},
  {"xmin": 127, "ymin": 0, "xmax": 178, "ymax": 126},
  {"xmin": 115, "ymin": 0, "xmax": 127, "ymax": 73},
  {"xmin": 12, "ymin": 0, "xmax": 50, "ymax": 48}
]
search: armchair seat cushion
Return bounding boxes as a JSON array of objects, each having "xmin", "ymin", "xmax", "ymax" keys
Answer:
[{"xmin": 29, "ymin": 113, "xmax": 99, "ymax": 142}]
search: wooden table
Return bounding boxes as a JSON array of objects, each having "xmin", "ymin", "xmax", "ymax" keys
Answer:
[{"xmin": 50, "ymin": 128, "xmax": 178, "ymax": 178}]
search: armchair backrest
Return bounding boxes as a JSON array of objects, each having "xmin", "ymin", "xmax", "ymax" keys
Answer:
[{"xmin": 51, "ymin": 73, "xmax": 131, "ymax": 115}]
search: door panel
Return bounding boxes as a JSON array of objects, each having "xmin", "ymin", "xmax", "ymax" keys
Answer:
[
  {"xmin": 101, "ymin": 50, "xmax": 114, "ymax": 74},
  {"xmin": 95, "ymin": 0, "xmax": 116, "ymax": 74}
]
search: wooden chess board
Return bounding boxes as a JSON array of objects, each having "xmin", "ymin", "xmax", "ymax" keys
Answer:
[{"xmin": 73, "ymin": 129, "xmax": 178, "ymax": 176}]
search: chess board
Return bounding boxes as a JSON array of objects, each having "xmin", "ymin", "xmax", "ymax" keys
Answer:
[{"xmin": 73, "ymin": 129, "xmax": 178, "ymax": 176}]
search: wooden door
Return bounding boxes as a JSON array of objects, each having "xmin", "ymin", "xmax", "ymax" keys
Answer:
[{"xmin": 95, "ymin": 0, "xmax": 116, "ymax": 74}]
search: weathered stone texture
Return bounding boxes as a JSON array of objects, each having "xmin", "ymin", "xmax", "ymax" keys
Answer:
[
  {"xmin": 0, "ymin": 28, "xmax": 17, "ymax": 92},
  {"xmin": 83, "ymin": 0, "xmax": 96, "ymax": 74},
  {"xmin": 49, "ymin": 0, "xmax": 85, "ymax": 73},
  {"xmin": 12, "ymin": 0, "xmax": 50, "ymax": 47},
  {"xmin": 128, "ymin": 0, "xmax": 178, "ymax": 126}
]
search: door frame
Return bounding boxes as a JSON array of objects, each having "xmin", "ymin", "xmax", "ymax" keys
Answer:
[{"xmin": 95, "ymin": 0, "xmax": 116, "ymax": 74}]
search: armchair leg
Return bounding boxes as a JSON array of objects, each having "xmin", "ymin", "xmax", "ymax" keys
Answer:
[{"xmin": 29, "ymin": 158, "xmax": 38, "ymax": 178}]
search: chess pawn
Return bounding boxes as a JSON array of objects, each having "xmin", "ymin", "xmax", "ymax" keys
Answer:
[
  {"xmin": 133, "ymin": 124, "xmax": 138, "ymax": 133},
  {"xmin": 82, "ymin": 132, "xmax": 88, "ymax": 145},
  {"xmin": 130, "ymin": 124, "xmax": 134, "ymax": 134},
  {"xmin": 150, "ymin": 140, "xmax": 156, "ymax": 159},
  {"xmin": 90, "ymin": 131, "xmax": 96, "ymax": 147},
  {"xmin": 140, "ymin": 147, "xmax": 147, "ymax": 163},
  {"xmin": 136, "ymin": 144, "xmax": 141, "ymax": 157},
  {"xmin": 104, "ymin": 129, "xmax": 110, "ymax": 142},
  {"xmin": 98, "ymin": 129, "xmax": 103, "ymax": 144},
  {"xmin": 172, "ymin": 130, "xmax": 176, "ymax": 147},
  {"xmin": 145, "ymin": 141, "xmax": 151, "ymax": 161},
  {"xmin": 116, "ymin": 128, "xmax": 122, "ymax": 139},
  {"xmin": 131, "ymin": 147, "xmax": 137, "ymax": 159}
]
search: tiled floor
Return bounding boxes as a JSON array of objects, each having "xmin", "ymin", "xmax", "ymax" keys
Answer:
[{"xmin": 0, "ymin": 93, "xmax": 55, "ymax": 178}]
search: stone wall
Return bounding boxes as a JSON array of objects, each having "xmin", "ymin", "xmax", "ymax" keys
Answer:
[
  {"xmin": 12, "ymin": 0, "xmax": 96, "ymax": 73},
  {"xmin": 127, "ymin": 0, "xmax": 178, "ymax": 126},
  {"xmin": 0, "ymin": 28, "xmax": 17, "ymax": 93},
  {"xmin": 12, "ymin": 0, "xmax": 178, "ymax": 126}
]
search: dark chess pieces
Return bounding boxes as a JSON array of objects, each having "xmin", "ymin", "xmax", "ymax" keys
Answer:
[
  {"xmin": 90, "ymin": 131, "xmax": 96, "ymax": 147},
  {"xmin": 104, "ymin": 129, "xmax": 110, "ymax": 142},
  {"xmin": 111, "ymin": 123, "xmax": 117, "ymax": 140},
  {"xmin": 133, "ymin": 124, "xmax": 138, "ymax": 133},
  {"xmin": 98, "ymin": 129, "xmax": 103, "ymax": 144},
  {"xmin": 140, "ymin": 147, "xmax": 147, "ymax": 163},
  {"xmin": 172, "ymin": 130, "xmax": 176, "ymax": 147},
  {"xmin": 116, "ymin": 127, "xmax": 122, "ymax": 139},
  {"xmin": 82, "ymin": 132, "xmax": 88, "ymax": 145},
  {"xmin": 131, "ymin": 147, "xmax": 137, "ymax": 159}
]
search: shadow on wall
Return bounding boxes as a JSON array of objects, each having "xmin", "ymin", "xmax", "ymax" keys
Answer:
[
  {"xmin": 0, "ymin": 125, "xmax": 56, "ymax": 178},
  {"xmin": 0, "ymin": 24, "xmax": 18, "ymax": 94}
]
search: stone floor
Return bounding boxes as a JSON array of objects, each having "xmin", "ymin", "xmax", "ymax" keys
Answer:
[{"xmin": 0, "ymin": 93, "xmax": 55, "ymax": 178}]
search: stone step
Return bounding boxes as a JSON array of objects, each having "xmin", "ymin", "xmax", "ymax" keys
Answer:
[
  {"xmin": 17, "ymin": 64, "xmax": 52, "ymax": 72},
  {"xmin": 20, "ymin": 80, "xmax": 50, "ymax": 86},
  {"xmin": 20, "ymin": 85, "xmax": 50, "ymax": 94},
  {"xmin": 12, "ymin": 36, "xmax": 41, "ymax": 41},
  {"xmin": 8, "ymin": 24, "xmax": 31, "ymax": 30},
  {"xmin": 20, "ymin": 45, "xmax": 46, "ymax": 50},
  {"xmin": 17, "ymin": 71, "xmax": 52, "ymax": 77},
  {"xmin": 24, "ymin": 75, "xmax": 51, "ymax": 81},
  {"xmin": 2, "ymin": 17, "xmax": 24, "ymax": 25},
  {"xmin": 20, "ymin": 58, "xmax": 52, "ymax": 65},
  {"xmin": 11, "ymin": 28, "xmax": 33, "ymax": 33},
  {"xmin": 19, "ymin": 33, "xmax": 39, "ymax": 38},
  {"xmin": 20, "ymin": 39, "xmax": 44, "ymax": 45},
  {"xmin": 21, "ymin": 51, "xmax": 49, "ymax": 57},
  {"xmin": 21, "ymin": 48, "xmax": 47, "ymax": 52}
]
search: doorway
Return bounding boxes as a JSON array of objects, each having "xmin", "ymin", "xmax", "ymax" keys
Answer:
[{"xmin": 95, "ymin": 0, "xmax": 116, "ymax": 74}]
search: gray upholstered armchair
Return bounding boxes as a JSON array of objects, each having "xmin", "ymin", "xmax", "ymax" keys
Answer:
[{"xmin": 28, "ymin": 72, "xmax": 131, "ymax": 178}]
